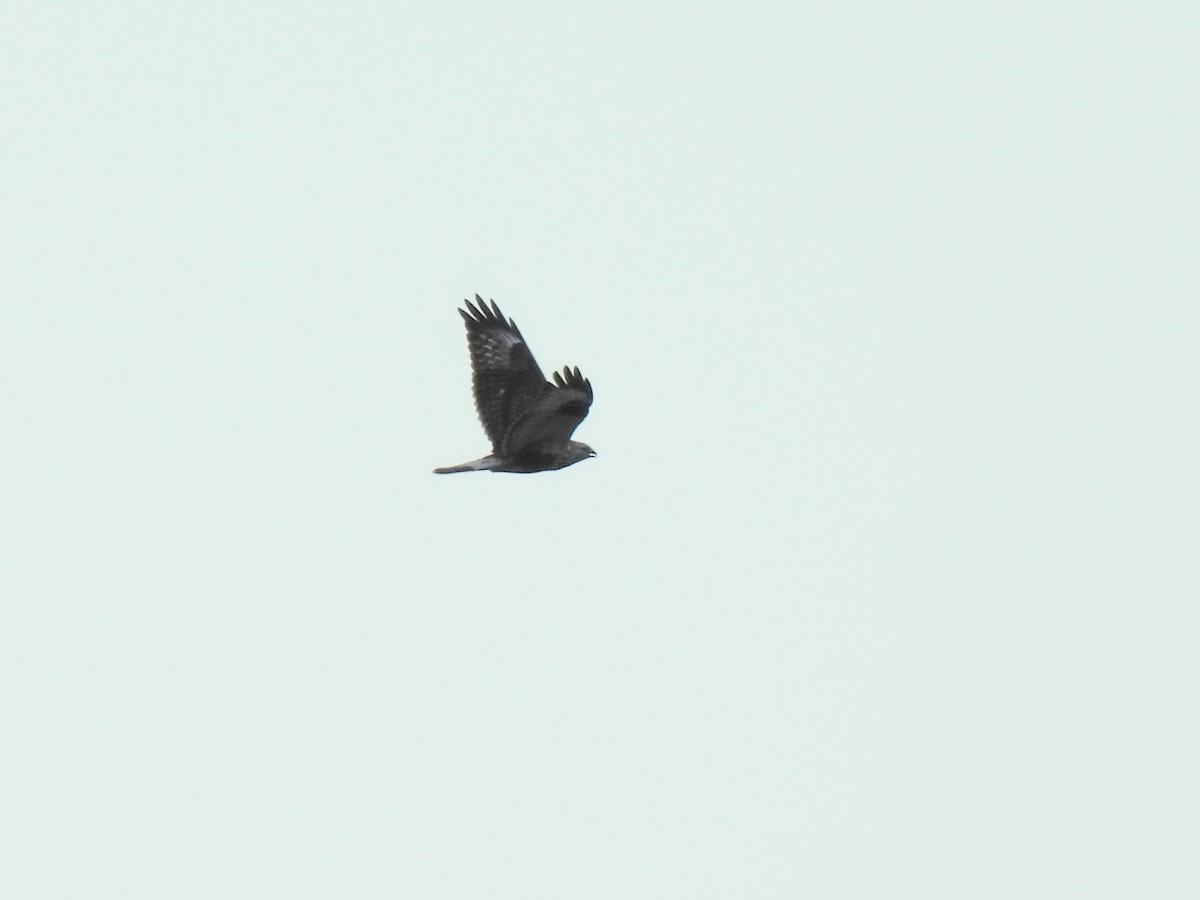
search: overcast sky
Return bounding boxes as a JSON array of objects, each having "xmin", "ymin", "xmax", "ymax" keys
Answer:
[{"xmin": 3, "ymin": 3, "xmax": 1197, "ymax": 897}]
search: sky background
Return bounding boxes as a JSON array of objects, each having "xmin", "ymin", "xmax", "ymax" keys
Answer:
[{"xmin": 3, "ymin": 2, "xmax": 1198, "ymax": 897}]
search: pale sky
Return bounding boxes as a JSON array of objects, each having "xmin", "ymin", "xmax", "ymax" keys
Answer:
[{"xmin": 3, "ymin": 3, "xmax": 1198, "ymax": 897}]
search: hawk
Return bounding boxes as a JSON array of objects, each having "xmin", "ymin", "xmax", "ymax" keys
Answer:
[{"xmin": 434, "ymin": 295, "xmax": 596, "ymax": 474}]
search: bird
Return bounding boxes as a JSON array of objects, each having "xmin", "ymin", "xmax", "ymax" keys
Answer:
[{"xmin": 434, "ymin": 295, "xmax": 596, "ymax": 474}]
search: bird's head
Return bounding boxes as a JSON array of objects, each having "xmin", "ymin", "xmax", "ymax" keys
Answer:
[{"xmin": 567, "ymin": 441, "xmax": 597, "ymax": 464}]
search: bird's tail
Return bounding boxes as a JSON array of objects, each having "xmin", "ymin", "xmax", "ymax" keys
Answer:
[{"xmin": 433, "ymin": 455, "xmax": 500, "ymax": 474}]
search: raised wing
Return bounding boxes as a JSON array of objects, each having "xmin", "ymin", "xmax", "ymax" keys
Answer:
[
  {"xmin": 459, "ymin": 295, "xmax": 548, "ymax": 450},
  {"xmin": 502, "ymin": 366, "xmax": 593, "ymax": 455}
]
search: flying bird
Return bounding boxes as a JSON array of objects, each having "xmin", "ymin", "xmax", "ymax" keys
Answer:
[{"xmin": 434, "ymin": 295, "xmax": 596, "ymax": 474}]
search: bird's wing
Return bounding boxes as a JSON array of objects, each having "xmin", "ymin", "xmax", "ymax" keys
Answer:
[
  {"xmin": 459, "ymin": 295, "xmax": 548, "ymax": 449},
  {"xmin": 502, "ymin": 366, "xmax": 593, "ymax": 455}
]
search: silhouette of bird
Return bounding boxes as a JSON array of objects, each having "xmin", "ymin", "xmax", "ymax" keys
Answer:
[{"xmin": 435, "ymin": 296, "xmax": 595, "ymax": 474}]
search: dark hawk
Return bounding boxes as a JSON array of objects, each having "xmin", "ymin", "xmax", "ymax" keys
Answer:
[{"xmin": 434, "ymin": 295, "xmax": 596, "ymax": 474}]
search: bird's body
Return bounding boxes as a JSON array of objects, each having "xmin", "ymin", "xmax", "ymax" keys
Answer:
[{"xmin": 435, "ymin": 296, "xmax": 595, "ymax": 474}]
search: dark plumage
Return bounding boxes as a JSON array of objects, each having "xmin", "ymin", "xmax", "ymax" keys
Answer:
[{"xmin": 434, "ymin": 296, "xmax": 596, "ymax": 474}]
